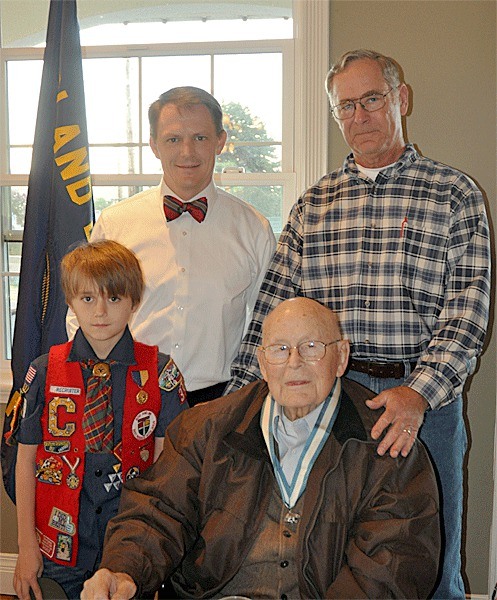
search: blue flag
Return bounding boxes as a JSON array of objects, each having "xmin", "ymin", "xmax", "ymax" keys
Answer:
[{"xmin": 1, "ymin": 0, "xmax": 94, "ymax": 502}]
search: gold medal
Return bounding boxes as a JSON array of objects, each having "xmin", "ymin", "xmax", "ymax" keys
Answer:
[
  {"xmin": 136, "ymin": 390, "xmax": 148, "ymax": 404},
  {"xmin": 62, "ymin": 456, "xmax": 81, "ymax": 490},
  {"xmin": 66, "ymin": 472, "xmax": 80, "ymax": 490},
  {"xmin": 93, "ymin": 362, "xmax": 110, "ymax": 377}
]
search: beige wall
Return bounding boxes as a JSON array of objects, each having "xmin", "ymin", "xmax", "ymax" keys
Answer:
[{"xmin": 328, "ymin": 0, "xmax": 496, "ymax": 595}]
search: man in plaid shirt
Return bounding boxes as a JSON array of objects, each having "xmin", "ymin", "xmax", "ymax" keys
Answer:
[{"xmin": 227, "ymin": 49, "xmax": 490, "ymax": 599}]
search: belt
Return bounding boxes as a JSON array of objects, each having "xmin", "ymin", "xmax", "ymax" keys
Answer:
[
  {"xmin": 187, "ymin": 381, "xmax": 228, "ymax": 406},
  {"xmin": 348, "ymin": 358, "xmax": 417, "ymax": 379}
]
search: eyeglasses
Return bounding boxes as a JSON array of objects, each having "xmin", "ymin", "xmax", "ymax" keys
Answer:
[
  {"xmin": 259, "ymin": 340, "xmax": 341, "ymax": 365},
  {"xmin": 331, "ymin": 88, "xmax": 395, "ymax": 120}
]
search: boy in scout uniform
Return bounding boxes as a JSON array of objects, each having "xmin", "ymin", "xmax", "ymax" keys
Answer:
[{"xmin": 9, "ymin": 240, "xmax": 188, "ymax": 600}]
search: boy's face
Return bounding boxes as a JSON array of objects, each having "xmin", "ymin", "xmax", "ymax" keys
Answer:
[{"xmin": 68, "ymin": 278, "xmax": 136, "ymax": 359}]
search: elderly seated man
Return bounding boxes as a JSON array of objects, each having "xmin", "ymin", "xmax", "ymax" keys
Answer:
[{"xmin": 82, "ymin": 297, "xmax": 440, "ymax": 600}]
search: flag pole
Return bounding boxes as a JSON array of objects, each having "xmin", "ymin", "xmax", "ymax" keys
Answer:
[{"xmin": 1, "ymin": 0, "xmax": 94, "ymax": 503}]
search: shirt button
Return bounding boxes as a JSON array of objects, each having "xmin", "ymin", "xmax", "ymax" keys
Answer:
[
  {"xmin": 365, "ymin": 300, "xmax": 371, "ymax": 307},
  {"xmin": 283, "ymin": 530, "xmax": 291, "ymax": 538},
  {"xmin": 95, "ymin": 507, "xmax": 102, "ymax": 514},
  {"xmin": 180, "ymin": 267, "xmax": 186, "ymax": 272},
  {"xmin": 280, "ymin": 560, "xmax": 289, "ymax": 568},
  {"xmin": 182, "ymin": 231, "xmax": 187, "ymax": 236},
  {"xmin": 95, "ymin": 469, "xmax": 102, "ymax": 477}
]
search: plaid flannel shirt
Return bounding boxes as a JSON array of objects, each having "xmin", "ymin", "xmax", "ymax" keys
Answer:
[{"xmin": 228, "ymin": 145, "xmax": 491, "ymax": 409}]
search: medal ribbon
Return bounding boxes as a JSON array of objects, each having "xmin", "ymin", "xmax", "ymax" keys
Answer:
[{"xmin": 261, "ymin": 378, "xmax": 341, "ymax": 509}]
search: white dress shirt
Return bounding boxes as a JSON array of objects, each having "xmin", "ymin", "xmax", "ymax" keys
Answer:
[{"xmin": 67, "ymin": 180, "xmax": 275, "ymax": 391}]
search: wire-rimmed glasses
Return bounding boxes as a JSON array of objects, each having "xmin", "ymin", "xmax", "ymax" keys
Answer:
[
  {"xmin": 259, "ymin": 339, "xmax": 341, "ymax": 364},
  {"xmin": 331, "ymin": 88, "xmax": 395, "ymax": 120}
]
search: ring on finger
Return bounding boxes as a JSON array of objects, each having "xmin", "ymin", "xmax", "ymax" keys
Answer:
[{"xmin": 402, "ymin": 427, "xmax": 412, "ymax": 436}]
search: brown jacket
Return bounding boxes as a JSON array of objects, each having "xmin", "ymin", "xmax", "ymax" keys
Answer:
[{"xmin": 101, "ymin": 378, "xmax": 440, "ymax": 598}]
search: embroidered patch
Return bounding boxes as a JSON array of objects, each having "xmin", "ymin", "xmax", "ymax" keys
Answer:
[
  {"xmin": 132, "ymin": 410, "xmax": 157, "ymax": 440},
  {"xmin": 48, "ymin": 397, "xmax": 76, "ymax": 437},
  {"xmin": 43, "ymin": 441, "xmax": 71, "ymax": 454},
  {"xmin": 36, "ymin": 528, "xmax": 55, "ymax": 559},
  {"xmin": 36, "ymin": 456, "xmax": 63, "ymax": 486},
  {"xmin": 56, "ymin": 534, "xmax": 72, "ymax": 562},
  {"xmin": 49, "ymin": 507, "xmax": 76, "ymax": 536},
  {"xmin": 159, "ymin": 358, "xmax": 183, "ymax": 392},
  {"xmin": 49, "ymin": 385, "xmax": 81, "ymax": 396},
  {"xmin": 25, "ymin": 365, "xmax": 37, "ymax": 386}
]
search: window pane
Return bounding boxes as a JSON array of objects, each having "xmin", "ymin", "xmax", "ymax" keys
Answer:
[
  {"xmin": 6, "ymin": 242, "xmax": 22, "ymax": 272},
  {"xmin": 217, "ymin": 145, "xmax": 281, "ymax": 174},
  {"xmin": 2, "ymin": 187, "xmax": 27, "ymax": 230},
  {"xmin": 143, "ymin": 151, "xmax": 164, "ymax": 175},
  {"xmin": 83, "ymin": 58, "xmax": 140, "ymax": 145},
  {"xmin": 9, "ymin": 148, "xmax": 34, "ymax": 175},
  {"xmin": 7, "ymin": 60, "xmax": 42, "ymax": 145},
  {"xmin": 220, "ymin": 185, "xmax": 283, "ymax": 235},
  {"xmin": 215, "ymin": 53, "xmax": 282, "ymax": 141},
  {"xmin": 141, "ymin": 55, "xmax": 211, "ymax": 143},
  {"xmin": 3, "ymin": 270, "xmax": 20, "ymax": 360},
  {"xmin": 89, "ymin": 147, "xmax": 141, "ymax": 175}
]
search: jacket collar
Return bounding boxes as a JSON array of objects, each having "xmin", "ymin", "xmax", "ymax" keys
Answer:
[{"xmin": 225, "ymin": 379, "xmax": 369, "ymax": 467}]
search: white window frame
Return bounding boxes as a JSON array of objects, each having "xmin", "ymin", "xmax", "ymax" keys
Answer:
[{"xmin": 0, "ymin": 0, "xmax": 329, "ymax": 401}]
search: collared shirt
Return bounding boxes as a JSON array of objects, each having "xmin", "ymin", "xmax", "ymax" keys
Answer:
[
  {"xmin": 273, "ymin": 402, "xmax": 323, "ymax": 483},
  {"xmin": 15, "ymin": 327, "xmax": 187, "ymax": 570},
  {"xmin": 228, "ymin": 145, "xmax": 491, "ymax": 409},
  {"xmin": 69, "ymin": 180, "xmax": 276, "ymax": 391}
]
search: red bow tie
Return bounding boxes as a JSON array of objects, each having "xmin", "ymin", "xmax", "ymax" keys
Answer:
[{"xmin": 163, "ymin": 195, "xmax": 208, "ymax": 223}]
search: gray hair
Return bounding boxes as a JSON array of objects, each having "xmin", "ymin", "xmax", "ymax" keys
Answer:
[
  {"xmin": 148, "ymin": 86, "xmax": 224, "ymax": 139},
  {"xmin": 325, "ymin": 49, "xmax": 402, "ymax": 101}
]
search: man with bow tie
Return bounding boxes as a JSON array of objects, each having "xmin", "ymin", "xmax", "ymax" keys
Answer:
[{"xmin": 68, "ymin": 87, "xmax": 275, "ymax": 405}]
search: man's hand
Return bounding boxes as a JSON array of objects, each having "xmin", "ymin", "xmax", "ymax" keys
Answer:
[
  {"xmin": 365, "ymin": 386, "xmax": 428, "ymax": 458},
  {"xmin": 81, "ymin": 568, "xmax": 137, "ymax": 600}
]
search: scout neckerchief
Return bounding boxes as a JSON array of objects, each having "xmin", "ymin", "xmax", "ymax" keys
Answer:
[{"xmin": 261, "ymin": 378, "xmax": 341, "ymax": 509}]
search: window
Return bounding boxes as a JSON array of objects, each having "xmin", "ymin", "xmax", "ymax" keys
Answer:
[{"xmin": 0, "ymin": 1, "xmax": 329, "ymax": 390}]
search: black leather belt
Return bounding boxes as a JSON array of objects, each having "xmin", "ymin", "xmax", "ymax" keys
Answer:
[{"xmin": 348, "ymin": 358, "xmax": 417, "ymax": 379}]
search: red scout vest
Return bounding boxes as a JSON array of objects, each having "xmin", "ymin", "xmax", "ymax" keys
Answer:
[{"xmin": 35, "ymin": 340, "xmax": 161, "ymax": 567}]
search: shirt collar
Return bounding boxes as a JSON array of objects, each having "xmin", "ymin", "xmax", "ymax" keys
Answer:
[
  {"xmin": 160, "ymin": 179, "xmax": 218, "ymax": 205},
  {"xmin": 343, "ymin": 143, "xmax": 418, "ymax": 179},
  {"xmin": 68, "ymin": 326, "xmax": 136, "ymax": 366},
  {"xmin": 273, "ymin": 401, "xmax": 321, "ymax": 438}
]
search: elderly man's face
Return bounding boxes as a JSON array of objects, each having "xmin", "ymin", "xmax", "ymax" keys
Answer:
[{"xmin": 257, "ymin": 299, "xmax": 350, "ymax": 420}]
